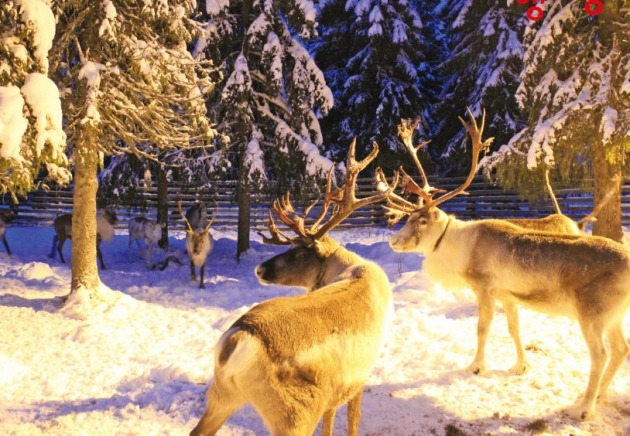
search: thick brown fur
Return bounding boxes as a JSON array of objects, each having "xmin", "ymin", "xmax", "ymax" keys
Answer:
[
  {"xmin": 49, "ymin": 209, "xmax": 118, "ymax": 269},
  {"xmin": 506, "ymin": 213, "xmax": 581, "ymax": 235},
  {"xmin": 190, "ymin": 236, "xmax": 393, "ymax": 435}
]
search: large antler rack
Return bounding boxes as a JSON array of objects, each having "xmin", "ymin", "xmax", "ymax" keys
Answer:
[
  {"xmin": 382, "ymin": 107, "xmax": 494, "ymax": 225},
  {"xmin": 178, "ymin": 201, "xmax": 216, "ymax": 233},
  {"xmin": 397, "ymin": 118, "xmax": 432, "ymax": 193},
  {"xmin": 426, "ymin": 107, "xmax": 494, "ymax": 208},
  {"xmin": 259, "ymin": 139, "xmax": 400, "ymax": 246}
]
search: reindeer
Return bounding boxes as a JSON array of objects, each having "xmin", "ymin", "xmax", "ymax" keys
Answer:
[
  {"xmin": 179, "ymin": 202, "xmax": 215, "ymax": 289},
  {"xmin": 0, "ymin": 209, "xmax": 15, "ymax": 255},
  {"xmin": 186, "ymin": 202, "xmax": 209, "ymax": 230},
  {"xmin": 128, "ymin": 216, "xmax": 165, "ymax": 268},
  {"xmin": 383, "ymin": 108, "xmax": 630, "ymax": 420},
  {"xmin": 49, "ymin": 208, "xmax": 119, "ymax": 269},
  {"xmin": 190, "ymin": 141, "xmax": 399, "ymax": 436},
  {"xmin": 391, "ymin": 118, "xmax": 581, "ymax": 236}
]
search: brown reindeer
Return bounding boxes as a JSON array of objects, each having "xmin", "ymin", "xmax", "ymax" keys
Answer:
[
  {"xmin": 0, "ymin": 209, "xmax": 15, "ymax": 255},
  {"xmin": 190, "ymin": 141, "xmax": 399, "ymax": 435},
  {"xmin": 384, "ymin": 108, "xmax": 630, "ymax": 420},
  {"xmin": 49, "ymin": 209, "xmax": 118, "ymax": 269}
]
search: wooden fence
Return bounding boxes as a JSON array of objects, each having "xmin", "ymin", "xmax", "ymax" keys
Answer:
[{"xmin": 3, "ymin": 176, "xmax": 630, "ymax": 230}]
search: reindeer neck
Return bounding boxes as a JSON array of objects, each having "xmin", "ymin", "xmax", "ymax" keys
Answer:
[{"xmin": 313, "ymin": 243, "xmax": 365, "ymax": 291}]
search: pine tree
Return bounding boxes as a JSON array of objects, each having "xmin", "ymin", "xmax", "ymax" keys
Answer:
[
  {"xmin": 483, "ymin": 0, "xmax": 630, "ymax": 241},
  {"xmin": 317, "ymin": 0, "xmax": 429, "ymax": 172},
  {"xmin": 432, "ymin": 0, "xmax": 526, "ymax": 176},
  {"xmin": 194, "ymin": 0, "xmax": 334, "ymax": 259},
  {"xmin": 0, "ymin": 1, "xmax": 71, "ymax": 202},
  {"xmin": 50, "ymin": 0, "xmax": 216, "ymax": 310}
]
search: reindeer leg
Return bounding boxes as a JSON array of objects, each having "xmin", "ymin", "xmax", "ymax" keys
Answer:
[
  {"xmin": 128, "ymin": 236, "xmax": 133, "ymax": 262},
  {"xmin": 57, "ymin": 238, "xmax": 66, "ymax": 263},
  {"xmin": 97, "ymin": 241, "xmax": 106, "ymax": 270},
  {"xmin": 49, "ymin": 235, "xmax": 58, "ymax": 259},
  {"xmin": 190, "ymin": 381, "xmax": 245, "ymax": 436},
  {"xmin": 597, "ymin": 322, "xmax": 629, "ymax": 400},
  {"xmin": 503, "ymin": 302, "xmax": 530, "ymax": 375},
  {"xmin": 467, "ymin": 291, "xmax": 495, "ymax": 375},
  {"xmin": 146, "ymin": 244, "xmax": 153, "ymax": 269},
  {"xmin": 347, "ymin": 389, "xmax": 363, "ymax": 436},
  {"xmin": 321, "ymin": 409, "xmax": 335, "ymax": 436},
  {"xmin": 567, "ymin": 318, "xmax": 607, "ymax": 420},
  {"xmin": 199, "ymin": 261, "xmax": 206, "ymax": 289},
  {"xmin": 190, "ymin": 260, "xmax": 197, "ymax": 282},
  {"xmin": 2, "ymin": 235, "xmax": 11, "ymax": 255}
]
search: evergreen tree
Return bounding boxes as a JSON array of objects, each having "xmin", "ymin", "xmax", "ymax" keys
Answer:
[
  {"xmin": 483, "ymin": 0, "xmax": 630, "ymax": 241},
  {"xmin": 317, "ymin": 0, "xmax": 429, "ymax": 172},
  {"xmin": 0, "ymin": 0, "xmax": 70, "ymax": 202},
  {"xmin": 194, "ymin": 0, "xmax": 334, "ymax": 258},
  {"xmin": 432, "ymin": 0, "xmax": 526, "ymax": 176},
  {"xmin": 50, "ymin": 0, "xmax": 216, "ymax": 310}
]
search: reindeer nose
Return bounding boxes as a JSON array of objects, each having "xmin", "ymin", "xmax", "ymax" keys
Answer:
[{"xmin": 255, "ymin": 265, "xmax": 265, "ymax": 278}]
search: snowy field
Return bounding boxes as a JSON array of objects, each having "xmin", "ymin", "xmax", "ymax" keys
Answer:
[{"xmin": 0, "ymin": 224, "xmax": 629, "ymax": 436}]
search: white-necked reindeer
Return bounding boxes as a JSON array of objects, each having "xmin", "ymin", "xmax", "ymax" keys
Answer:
[
  {"xmin": 0, "ymin": 209, "xmax": 15, "ymax": 255},
  {"xmin": 179, "ymin": 202, "xmax": 215, "ymax": 289},
  {"xmin": 383, "ymin": 108, "xmax": 630, "ymax": 420},
  {"xmin": 128, "ymin": 216, "xmax": 165, "ymax": 268},
  {"xmin": 49, "ymin": 209, "xmax": 119, "ymax": 269},
  {"xmin": 190, "ymin": 142, "xmax": 399, "ymax": 436}
]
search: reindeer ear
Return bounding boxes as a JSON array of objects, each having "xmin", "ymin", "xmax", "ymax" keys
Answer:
[
  {"xmin": 312, "ymin": 238, "xmax": 336, "ymax": 257},
  {"xmin": 430, "ymin": 208, "xmax": 441, "ymax": 222}
]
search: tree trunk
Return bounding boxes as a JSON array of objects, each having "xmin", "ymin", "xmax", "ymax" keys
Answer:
[
  {"xmin": 157, "ymin": 164, "xmax": 169, "ymax": 250},
  {"xmin": 236, "ymin": 156, "xmax": 251, "ymax": 261},
  {"xmin": 67, "ymin": 125, "xmax": 101, "ymax": 300},
  {"xmin": 590, "ymin": 7, "xmax": 624, "ymax": 244},
  {"xmin": 591, "ymin": 147, "xmax": 623, "ymax": 242}
]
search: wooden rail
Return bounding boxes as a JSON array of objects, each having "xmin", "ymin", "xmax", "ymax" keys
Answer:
[{"xmin": 3, "ymin": 176, "xmax": 630, "ymax": 229}]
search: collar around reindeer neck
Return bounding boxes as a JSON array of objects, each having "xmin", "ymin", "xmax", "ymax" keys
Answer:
[{"xmin": 432, "ymin": 217, "xmax": 451, "ymax": 252}]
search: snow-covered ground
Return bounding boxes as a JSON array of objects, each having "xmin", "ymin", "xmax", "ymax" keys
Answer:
[{"xmin": 0, "ymin": 224, "xmax": 628, "ymax": 435}]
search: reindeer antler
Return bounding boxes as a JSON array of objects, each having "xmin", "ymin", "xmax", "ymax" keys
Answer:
[
  {"xmin": 178, "ymin": 201, "xmax": 194, "ymax": 232},
  {"xmin": 426, "ymin": 107, "xmax": 494, "ymax": 208},
  {"xmin": 260, "ymin": 139, "xmax": 399, "ymax": 245},
  {"xmin": 397, "ymin": 118, "xmax": 432, "ymax": 191},
  {"xmin": 375, "ymin": 167, "xmax": 419, "ymax": 228},
  {"xmin": 382, "ymin": 107, "xmax": 494, "ymax": 221}
]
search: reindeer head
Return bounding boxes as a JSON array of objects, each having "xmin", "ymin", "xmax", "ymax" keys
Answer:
[
  {"xmin": 179, "ymin": 201, "xmax": 215, "ymax": 256},
  {"xmin": 385, "ymin": 108, "xmax": 494, "ymax": 254},
  {"xmin": 0, "ymin": 209, "xmax": 15, "ymax": 224},
  {"xmin": 255, "ymin": 139, "xmax": 399, "ymax": 291},
  {"xmin": 102, "ymin": 208, "xmax": 119, "ymax": 226}
]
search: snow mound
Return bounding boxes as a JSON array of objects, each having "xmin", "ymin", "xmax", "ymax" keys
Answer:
[{"xmin": 17, "ymin": 261, "xmax": 57, "ymax": 280}]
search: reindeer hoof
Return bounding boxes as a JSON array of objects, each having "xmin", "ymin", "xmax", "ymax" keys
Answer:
[
  {"xmin": 508, "ymin": 361, "xmax": 531, "ymax": 376},
  {"xmin": 466, "ymin": 363, "xmax": 485, "ymax": 375},
  {"xmin": 565, "ymin": 403, "xmax": 596, "ymax": 421}
]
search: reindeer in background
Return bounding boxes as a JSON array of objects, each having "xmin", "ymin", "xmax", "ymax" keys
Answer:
[
  {"xmin": 0, "ymin": 209, "xmax": 15, "ymax": 255},
  {"xmin": 186, "ymin": 202, "xmax": 209, "ymax": 230},
  {"xmin": 179, "ymin": 202, "xmax": 216, "ymax": 289},
  {"xmin": 128, "ymin": 216, "xmax": 165, "ymax": 268},
  {"xmin": 190, "ymin": 141, "xmax": 399, "ymax": 436},
  {"xmin": 382, "ymin": 108, "xmax": 630, "ymax": 420},
  {"xmin": 49, "ymin": 208, "xmax": 119, "ymax": 270}
]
